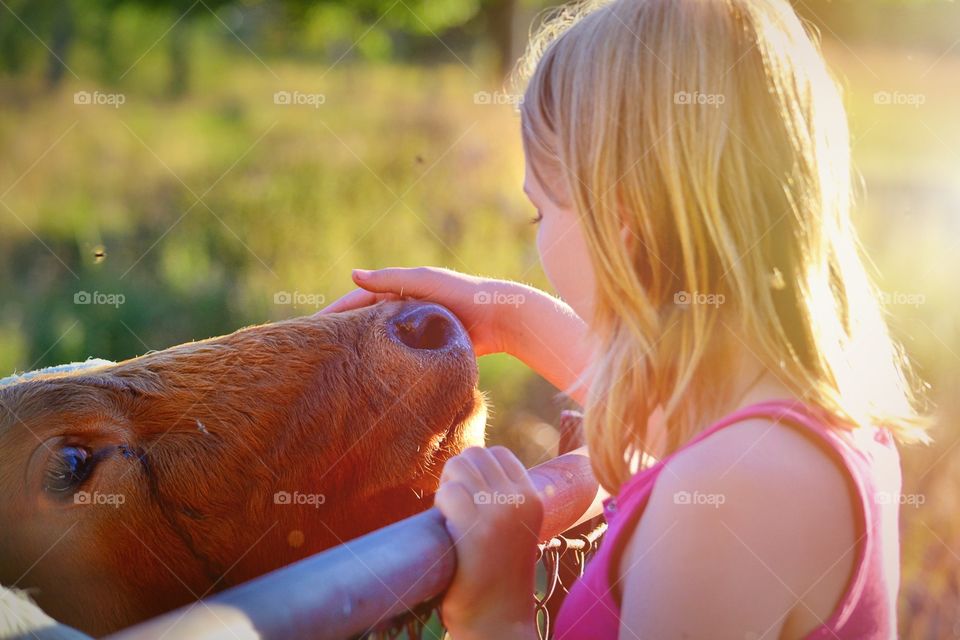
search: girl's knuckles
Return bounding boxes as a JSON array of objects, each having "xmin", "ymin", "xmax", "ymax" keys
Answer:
[{"xmin": 443, "ymin": 456, "xmax": 479, "ymax": 480}]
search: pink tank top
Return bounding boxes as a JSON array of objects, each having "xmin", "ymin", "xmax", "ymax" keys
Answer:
[{"xmin": 554, "ymin": 399, "xmax": 902, "ymax": 639}]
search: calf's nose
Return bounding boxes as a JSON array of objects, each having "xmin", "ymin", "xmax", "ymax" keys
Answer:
[{"xmin": 388, "ymin": 302, "xmax": 470, "ymax": 352}]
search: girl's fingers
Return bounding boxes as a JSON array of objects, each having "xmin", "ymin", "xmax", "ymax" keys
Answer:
[
  {"xmin": 488, "ymin": 446, "xmax": 533, "ymax": 488},
  {"xmin": 441, "ymin": 452, "xmax": 490, "ymax": 490},
  {"xmin": 434, "ymin": 481, "xmax": 478, "ymax": 528},
  {"xmin": 319, "ymin": 288, "xmax": 378, "ymax": 314},
  {"xmin": 352, "ymin": 267, "xmax": 445, "ymax": 299},
  {"xmin": 319, "ymin": 289, "xmax": 399, "ymax": 314},
  {"xmin": 459, "ymin": 447, "xmax": 511, "ymax": 490}
]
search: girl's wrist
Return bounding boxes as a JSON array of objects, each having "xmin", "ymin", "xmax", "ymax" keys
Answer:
[
  {"xmin": 488, "ymin": 282, "xmax": 592, "ymax": 404},
  {"xmin": 441, "ymin": 556, "xmax": 538, "ymax": 639},
  {"xmin": 491, "ymin": 281, "xmax": 575, "ymax": 358},
  {"xmin": 444, "ymin": 610, "xmax": 538, "ymax": 640},
  {"xmin": 490, "ymin": 280, "xmax": 539, "ymax": 360}
]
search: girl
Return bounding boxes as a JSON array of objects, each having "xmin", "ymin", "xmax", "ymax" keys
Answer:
[{"xmin": 323, "ymin": 0, "xmax": 927, "ymax": 637}]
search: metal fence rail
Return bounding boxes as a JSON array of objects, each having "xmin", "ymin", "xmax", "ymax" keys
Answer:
[
  {"xmin": 108, "ymin": 437, "xmax": 604, "ymax": 640},
  {"xmin": 362, "ymin": 509, "xmax": 608, "ymax": 640}
]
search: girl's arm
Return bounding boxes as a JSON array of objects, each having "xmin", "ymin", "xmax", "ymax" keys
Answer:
[
  {"xmin": 322, "ymin": 267, "xmax": 595, "ymax": 404},
  {"xmin": 497, "ymin": 279, "xmax": 594, "ymax": 405}
]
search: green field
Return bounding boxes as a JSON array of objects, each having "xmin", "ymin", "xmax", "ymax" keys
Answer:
[{"xmin": 1, "ymin": 26, "xmax": 958, "ymax": 637}]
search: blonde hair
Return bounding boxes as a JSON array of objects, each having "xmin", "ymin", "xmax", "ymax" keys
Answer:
[{"xmin": 517, "ymin": 0, "xmax": 929, "ymax": 493}]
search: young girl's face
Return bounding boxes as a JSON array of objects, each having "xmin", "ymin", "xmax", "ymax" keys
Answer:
[{"xmin": 524, "ymin": 156, "xmax": 596, "ymax": 320}]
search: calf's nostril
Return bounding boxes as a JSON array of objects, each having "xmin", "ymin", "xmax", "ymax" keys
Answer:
[{"xmin": 392, "ymin": 306, "xmax": 460, "ymax": 351}]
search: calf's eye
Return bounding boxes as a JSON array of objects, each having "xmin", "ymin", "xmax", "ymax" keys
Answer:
[{"xmin": 44, "ymin": 446, "xmax": 94, "ymax": 494}]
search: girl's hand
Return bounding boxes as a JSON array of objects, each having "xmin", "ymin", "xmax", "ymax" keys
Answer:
[
  {"xmin": 320, "ymin": 267, "xmax": 520, "ymax": 356},
  {"xmin": 434, "ymin": 446, "xmax": 543, "ymax": 640},
  {"xmin": 322, "ymin": 266, "xmax": 595, "ymax": 403}
]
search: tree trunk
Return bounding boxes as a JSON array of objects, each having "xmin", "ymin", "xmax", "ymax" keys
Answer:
[
  {"xmin": 485, "ymin": 0, "xmax": 516, "ymax": 80},
  {"xmin": 168, "ymin": 19, "xmax": 189, "ymax": 98},
  {"xmin": 45, "ymin": 1, "xmax": 74, "ymax": 89}
]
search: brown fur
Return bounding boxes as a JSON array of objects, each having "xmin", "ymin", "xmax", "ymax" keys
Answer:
[{"xmin": 0, "ymin": 301, "xmax": 485, "ymax": 635}]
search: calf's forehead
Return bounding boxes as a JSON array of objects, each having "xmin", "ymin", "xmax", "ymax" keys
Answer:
[{"xmin": 0, "ymin": 377, "xmax": 122, "ymax": 448}]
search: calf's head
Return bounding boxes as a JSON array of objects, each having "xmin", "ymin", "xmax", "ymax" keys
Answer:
[{"xmin": 0, "ymin": 301, "xmax": 486, "ymax": 635}]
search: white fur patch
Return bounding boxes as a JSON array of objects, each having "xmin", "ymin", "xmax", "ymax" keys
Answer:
[
  {"xmin": 0, "ymin": 585, "xmax": 91, "ymax": 639},
  {"xmin": 0, "ymin": 359, "xmax": 115, "ymax": 390}
]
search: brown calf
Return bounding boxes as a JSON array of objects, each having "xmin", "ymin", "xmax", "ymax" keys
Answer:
[{"xmin": 0, "ymin": 301, "xmax": 486, "ymax": 636}]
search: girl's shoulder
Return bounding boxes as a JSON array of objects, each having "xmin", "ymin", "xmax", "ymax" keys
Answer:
[
  {"xmin": 652, "ymin": 414, "xmax": 857, "ymax": 567},
  {"xmin": 617, "ymin": 416, "xmax": 859, "ymax": 637},
  {"xmin": 661, "ymin": 414, "xmax": 855, "ymax": 501}
]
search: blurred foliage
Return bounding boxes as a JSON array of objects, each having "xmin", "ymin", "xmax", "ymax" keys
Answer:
[
  {"xmin": 0, "ymin": 0, "xmax": 522, "ymax": 92},
  {"xmin": 1, "ymin": 0, "xmax": 959, "ymax": 636}
]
